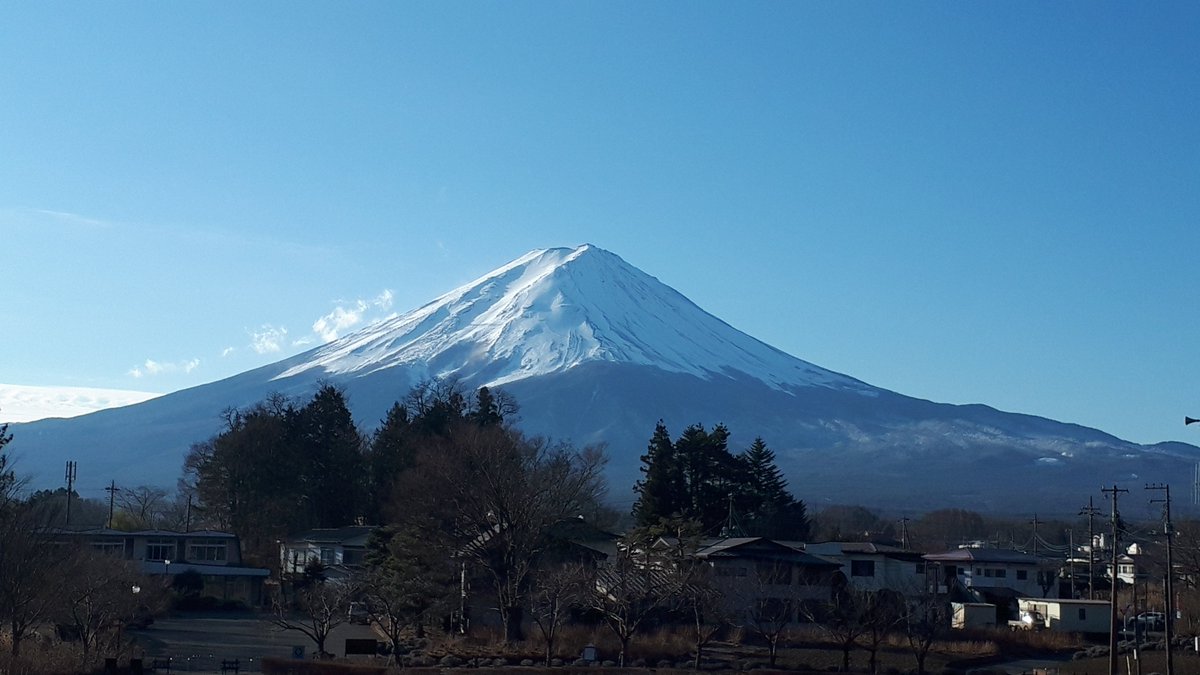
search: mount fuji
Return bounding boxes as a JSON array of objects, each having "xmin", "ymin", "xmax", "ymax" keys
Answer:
[{"xmin": 11, "ymin": 245, "xmax": 1199, "ymax": 513}]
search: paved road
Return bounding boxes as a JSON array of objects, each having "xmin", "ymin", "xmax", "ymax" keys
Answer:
[{"xmin": 127, "ymin": 611, "xmax": 381, "ymax": 672}]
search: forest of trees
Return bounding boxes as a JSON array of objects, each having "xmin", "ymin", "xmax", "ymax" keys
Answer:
[{"xmin": 633, "ymin": 421, "xmax": 809, "ymax": 540}]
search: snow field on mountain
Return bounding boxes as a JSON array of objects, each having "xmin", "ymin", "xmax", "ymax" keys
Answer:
[{"xmin": 277, "ymin": 245, "xmax": 870, "ymax": 393}]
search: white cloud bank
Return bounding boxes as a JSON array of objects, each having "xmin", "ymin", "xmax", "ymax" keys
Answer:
[
  {"xmin": 312, "ymin": 290, "xmax": 394, "ymax": 342},
  {"xmin": 0, "ymin": 383, "xmax": 161, "ymax": 423}
]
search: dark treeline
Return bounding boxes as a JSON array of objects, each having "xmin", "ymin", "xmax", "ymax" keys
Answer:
[
  {"xmin": 182, "ymin": 381, "xmax": 608, "ymax": 564},
  {"xmin": 633, "ymin": 421, "xmax": 809, "ymax": 540}
]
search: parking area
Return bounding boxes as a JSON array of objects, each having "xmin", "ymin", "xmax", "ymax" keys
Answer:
[{"xmin": 127, "ymin": 611, "xmax": 381, "ymax": 672}]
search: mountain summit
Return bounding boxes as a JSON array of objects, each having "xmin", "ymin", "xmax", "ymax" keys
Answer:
[
  {"xmin": 276, "ymin": 245, "xmax": 868, "ymax": 393},
  {"xmin": 11, "ymin": 245, "xmax": 1199, "ymax": 513}
]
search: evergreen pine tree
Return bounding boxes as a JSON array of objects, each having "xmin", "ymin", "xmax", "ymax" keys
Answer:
[
  {"xmin": 739, "ymin": 437, "xmax": 809, "ymax": 540},
  {"xmin": 292, "ymin": 384, "xmax": 366, "ymax": 528},
  {"xmin": 674, "ymin": 423, "xmax": 739, "ymax": 533},
  {"xmin": 365, "ymin": 402, "xmax": 415, "ymax": 523},
  {"xmin": 632, "ymin": 421, "xmax": 683, "ymax": 527},
  {"xmin": 471, "ymin": 386, "xmax": 504, "ymax": 427}
]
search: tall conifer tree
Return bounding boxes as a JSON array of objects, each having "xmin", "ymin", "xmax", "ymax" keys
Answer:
[{"xmin": 633, "ymin": 421, "xmax": 682, "ymax": 527}]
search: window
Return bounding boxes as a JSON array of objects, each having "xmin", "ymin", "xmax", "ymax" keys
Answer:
[
  {"xmin": 757, "ymin": 564, "xmax": 792, "ymax": 585},
  {"xmin": 983, "ymin": 569, "xmax": 994, "ymax": 577},
  {"xmin": 92, "ymin": 541, "xmax": 124, "ymax": 557},
  {"xmin": 1078, "ymin": 607, "xmax": 1087, "ymax": 620},
  {"xmin": 145, "ymin": 539, "xmax": 174, "ymax": 561},
  {"xmin": 915, "ymin": 562, "xmax": 926, "ymax": 574},
  {"xmin": 974, "ymin": 567, "xmax": 983, "ymax": 576},
  {"xmin": 1016, "ymin": 570, "xmax": 1028, "ymax": 580},
  {"xmin": 320, "ymin": 547, "xmax": 335, "ymax": 565},
  {"xmin": 995, "ymin": 568, "xmax": 1007, "ymax": 578},
  {"xmin": 851, "ymin": 560, "xmax": 876, "ymax": 577},
  {"xmin": 187, "ymin": 539, "xmax": 227, "ymax": 562}
]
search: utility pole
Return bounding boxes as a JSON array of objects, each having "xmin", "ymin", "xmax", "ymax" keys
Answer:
[
  {"xmin": 1147, "ymin": 483, "xmax": 1175, "ymax": 675},
  {"xmin": 185, "ymin": 494, "xmax": 193, "ymax": 533},
  {"xmin": 1029, "ymin": 513, "xmax": 1042, "ymax": 557},
  {"xmin": 1103, "ymin": 484, "xmax": 1128, "ymax": 675},
  {"xmin": 105, "ymin": 480, "xmax": 119, "ymax": 529},
  {"xmin": 1081, "ymin": 497, "xmax": 1101, "ymax": 600},
  {"xmin": 64, "ymin": 460, "xmax": 77, "ymax": 527},
  {"xmin": 898, "ymin": 517, "xmax": 911, "ymax": 549},
  {"xmin": 1069, "ymin": 529, "xmax": 1075, "ymax": 597}
]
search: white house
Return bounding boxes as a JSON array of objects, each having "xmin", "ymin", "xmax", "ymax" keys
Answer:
[
  {"xmin": 924, "ymin": 547, "xmax": 1057, "ymax": 610},
  {"xmin": 804, "ymin": 541, "xmax": 927, "ymax": 595},
  {"xmin": 279, "ymin": 525, "xmax": 375, "ymax": 575},
  {"xmin": 1017, "ymin": 598, "xmax": 1110, "ymax": 634}
]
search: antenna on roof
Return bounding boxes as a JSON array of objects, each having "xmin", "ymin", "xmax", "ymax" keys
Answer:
[{"xmin": 721, "ymin": 493, "xmax": 747, "ymax": 538}]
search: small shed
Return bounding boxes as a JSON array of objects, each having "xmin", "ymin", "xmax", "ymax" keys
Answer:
[
  {"xmin": 952, "ymin": 602, "xmax": 997, "ymax": 629},
  {"xmin": 1018, "ymin": 598, "xmax": 1110, "ymax": 634}
]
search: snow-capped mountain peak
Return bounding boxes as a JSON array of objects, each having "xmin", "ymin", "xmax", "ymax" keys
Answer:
[{"xmin": 277, "ymin": 244, "xmax": 868, "ymax": 392}]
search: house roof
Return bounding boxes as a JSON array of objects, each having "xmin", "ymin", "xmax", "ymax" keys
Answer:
[
  {"xmin": 924, "ymin": 548, "xmax": 1038, "ymax": 565},
  {"xmin": 806, "ymin": 541, "xmax": 925, "ymax": 560},
  {"xmin": 287, "ymin": 525, "xmax": 377, "ymax": 546},
  {"xmin": 49, "ymin": 528, "xmax": 238, "ymax": 539},
  {"xmin": 140, "ymin": 561, "xmax": 269, "ymax": 577},
  {"xmin": 690, "ymin": 537, "xmax": 840, "ymax": 568}
]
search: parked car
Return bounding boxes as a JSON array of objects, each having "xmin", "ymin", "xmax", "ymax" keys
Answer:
[
  {"xmin": 1136, "ymin": 612, "xmax": 1165, "ymax": 631},
  {"xmin": 348, "ymin": 601, "xmax": 370, "ymax": 625}
]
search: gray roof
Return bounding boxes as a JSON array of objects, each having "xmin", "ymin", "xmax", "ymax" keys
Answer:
[
  {"xmin": 690, "ymin": 537, "xmax": 839, "ymax": 568},
  {"xmin": 140, "ymin": 561, "xmax": 268, "ymax": 578},
  {"xmin": 289, "ymin": 525, "xmax": 377, "ymax": 546},
  {"xmin": 50, "ymin": 528, "xmax": 237, "ymax": 539},
  {"xmin": 924, "ymin": 548, "xmax": 1038, "ymax": 565}
]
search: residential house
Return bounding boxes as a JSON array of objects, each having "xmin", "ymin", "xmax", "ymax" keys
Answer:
[
  {"xmin": 804, "ymin": 541, "xmax": 927, "ymax": 596},
  {"xmin": 690, "ymin": 537, "xmax": 842, "ymax": 624},
  {"xmin": 924, "ymin": 547, "xmax": 1058, "ymax": 623},
  {"xmin": 1017, "ymin": 598, "xmax": 1110, "ymax": 634},
  {"xmin": 1106, "ymin": 543, "xmax": 1152, "ymax": 585},
  {"xmin": 52, "ymin": 528, "xmax": 269, "ymax": 605},
  {"xmin": 458, "ymin": 516, "xmax": 619, "ymax": 633},
  {"xmin": 279, "ymin": 525, "xmax": 376, "ymax": 577}
]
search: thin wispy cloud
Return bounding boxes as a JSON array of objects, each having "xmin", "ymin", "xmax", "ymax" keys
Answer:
[
  {"xmin": 312, "ymin": 289, "xmax": 394, "ymax": 342},
  {"xmin": 29, "ymin": 208, "xmax": 112, "ymax": 229},
  {"xmin": 250, "ymin": 325, "xmax": 288, "ymax": 354},
  {"xmin": 221, "ymin": 346, "xmax": 236, "ymax": 357},
  {"xmin": 128, "ymin": 358, "xmax": 200, "ymax": 379}
]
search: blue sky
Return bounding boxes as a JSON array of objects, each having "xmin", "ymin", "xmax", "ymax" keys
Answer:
[{"xmin": 2, "ymin": 2, "xmax": 1198, "ymax": 446}]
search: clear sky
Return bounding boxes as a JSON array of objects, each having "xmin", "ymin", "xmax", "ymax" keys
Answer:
[{"xmin": 2, "ymin": 2, "xmax": 1197, "ymax": 447}]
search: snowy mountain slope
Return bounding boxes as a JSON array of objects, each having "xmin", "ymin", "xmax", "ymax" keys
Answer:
[
  {"xmin": 275, "ymin": 245, "xmax": 871, "ymax": 393},
  {"xmin": 9, "ymin": 244, "xmax": 1199, "ymax": 513}
]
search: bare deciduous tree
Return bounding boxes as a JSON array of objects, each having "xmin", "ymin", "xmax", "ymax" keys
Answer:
[
  {"xmin": 0, "ymin": 505, "xmax": 67, "ymax": 657},
  {"xmin": 529, "ymin": 563, "xmax": 588, "ymax": 666},
  {"xmin": 56, "ymin": 549, "xmax": 161, "ymax": 666},
  {"xmin": 582, "ymin": 528, "xmax": 695, "ymax": 667},
  {"xmin": 114, "ymin": 485, "xmax": 169, "ymax": 529},
  {"xmin": 901, "ymin": 587, "xmax": 950, "ymax": 675},
  {"xmin": 272, "ymin": 579, "xmax": 359, "ymax": 658},
  {"xmin": 402, "ymin": 423, "xmax": 607, "ymax": 643}
]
